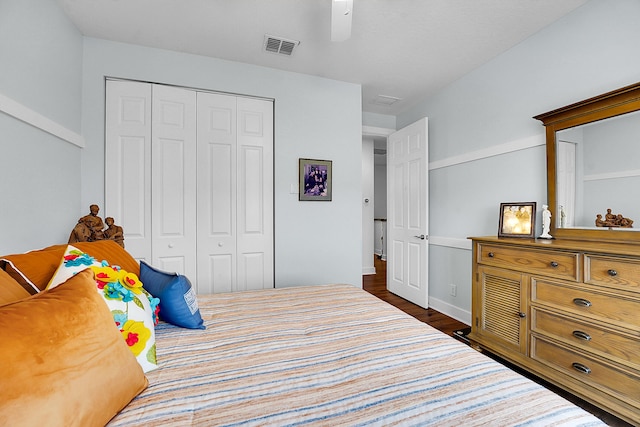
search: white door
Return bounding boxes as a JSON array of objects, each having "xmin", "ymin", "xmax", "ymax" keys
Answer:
[
  {"xmin": 235, "ymin": 97, "xmax": 274, "ymax": 291},
  {"xmin": 386, "ymin": 118, "xmax": 429, "ymax": 308},
  {"xmin": 196, "ymin": 93, "xmax": 274, "ymax": 293},
  {"xmin": 105, "ymin": 80, "xmax": 152, "ymax": 264},
  {"xmin": 196, "ymin": 92, "xmax": 237, "ymax": 293},
  {"xmin": 106, "ymin": 81, "xmax": 273, "ymax": 293},
  {"xmin": 556, "ymin": 140, "xmax": 576, "ymax": 227},
  {"xmin": 150, "ymin": 84, "xmax": 197, "ymax": 280}
]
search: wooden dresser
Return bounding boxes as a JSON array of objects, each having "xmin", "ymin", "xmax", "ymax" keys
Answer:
[{"xmin": 469, "ymin": 236, "xmax": 640, "ymax": 424}]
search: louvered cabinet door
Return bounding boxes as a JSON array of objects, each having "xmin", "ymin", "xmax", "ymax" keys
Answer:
[{"xmin": 474, "ymin": 265, "xmax": 529, "ymax": 355}]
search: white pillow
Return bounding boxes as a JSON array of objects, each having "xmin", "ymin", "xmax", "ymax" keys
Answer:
[{"xmin": 47, "ymin": 245, "xmax": 159, "ymax": 372}]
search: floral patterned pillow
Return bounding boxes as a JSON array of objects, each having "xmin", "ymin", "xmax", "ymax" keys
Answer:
[{"xmin": 47, "ymin": 245, "xmax": 160, "ymax": 373}]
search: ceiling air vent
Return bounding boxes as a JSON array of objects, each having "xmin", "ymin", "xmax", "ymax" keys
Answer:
[
  {"xmin": 264, "ymin": 35, "xmax": 300, "ymax": 56},
  {"xmin": 371, "ymin": 95, "xmax": 402, "ymax": 106}
]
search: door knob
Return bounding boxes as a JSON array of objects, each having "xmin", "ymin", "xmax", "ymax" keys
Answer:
[{"xmin": 413, "ymin": 234, "xmax": 426, "ymax": 240}]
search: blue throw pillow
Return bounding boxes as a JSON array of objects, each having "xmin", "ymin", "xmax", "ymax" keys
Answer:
[{"xmin": 139, "ymin": 261, "xmax": 205, "ymax": 330}]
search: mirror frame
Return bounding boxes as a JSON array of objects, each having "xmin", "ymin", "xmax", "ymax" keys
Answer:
[{"xmin": 534, "ymin": 82, "xmax": 640, "ymax": 243}]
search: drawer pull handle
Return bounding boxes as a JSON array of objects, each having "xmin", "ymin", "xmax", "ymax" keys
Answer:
[
  {"xmin": 607, "ymin": 269, "xmax": 617, "ymax": 277},
  {"xmin": 572, "ymin": 330, "xmax": 592, "ymax": 341},
  {"xmin": 573, "ymin": 298, "xmax": 592, "ymax": 307},
  {"xmin": 571, "ymin": 362, "xmax": 591, "ymax": 375},
  {"xmin": 550, "ymin": 261, "xmax": 559, "ymax": 268},
  {"xmin": 488, "ymin": 252, "xmax": 495, "ymax": 258}
]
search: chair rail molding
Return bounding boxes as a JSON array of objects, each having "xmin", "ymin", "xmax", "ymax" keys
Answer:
[
  {"xmin": 428, "ymin": 236, "xmax": 472, "ymax": 250},
  {"xmin": 429, "ymin": 134, "xmax": 544, "ymax": 171},
  {"xmin": 0, "ymin": 92, "xmax": 84, "ymax": 148}
]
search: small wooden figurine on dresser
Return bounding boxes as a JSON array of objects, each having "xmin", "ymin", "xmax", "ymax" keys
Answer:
[
  {"xmin": 68, "ymin": 204, "xmax": 125, "ymax": 248},
  {"xmin": 595, "ymin": 208, "xmax": 634, "ymax": 228}
]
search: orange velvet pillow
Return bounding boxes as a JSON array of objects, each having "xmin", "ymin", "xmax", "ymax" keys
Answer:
[
  {"xmin": 75, "ymin": 240, "xmax": 140, "ymax": 276},
  {"xmin": 0, "ymin": 269, "xmax": 31, "ymax": 306},
  {"xmin": 0, "ymin": 240, "xmax": 139, "ymax": 293},
  {"xmin": 0, "ymin": 244, "xmax": 66, "ymax": 293},
  {"xmin": 0, "ymin": 268, "xmax": 148, "ymax": 426}
]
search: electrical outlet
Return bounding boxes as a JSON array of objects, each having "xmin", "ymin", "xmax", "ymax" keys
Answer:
[{"xmin": 449, "ymin": 284, "xmax": 457, "ymax": 297}]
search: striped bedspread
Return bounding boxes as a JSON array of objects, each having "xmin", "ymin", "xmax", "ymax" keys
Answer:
[{"xmin": 109, "ymin": 284, "xmax": 605, "ymax": 426}]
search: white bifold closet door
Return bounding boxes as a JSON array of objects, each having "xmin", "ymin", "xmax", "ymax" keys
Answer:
[
  {"xmin": 105, "ymin": 80, "xmax": 273, "ymax": 293},
  {"xmin": 105, "ymin": 80, "xmax": 152, "ymax": 265},
  {"xmin": 151, "ymin": 84, "xmax": 197, "ymax": 281},
  {"xmin": 196, "ymin": 92, "xmax": 274, "ymax": 293}
]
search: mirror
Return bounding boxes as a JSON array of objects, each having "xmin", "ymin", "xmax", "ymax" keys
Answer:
[{"xmin": 535, "ymin": 82, "xmax": 640, "ymax": 243}]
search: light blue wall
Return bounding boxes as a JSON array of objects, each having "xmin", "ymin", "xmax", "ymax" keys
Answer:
[
  {"xmin": 398, "ymin": 0, "xmax": 640, "ymax": 322},
  {"xmin": 80, "ymin": 38, "xmax": 363, "ymax": 288},
  {"xmin": 4, "ymin": 0, "xmax": 639, "ymax": 309},
  {"xmin": 374, "ymin": 164, "xmax": 387, "ymax": 219},
  {"xmin": 0, "ymin": 0, "xmax": 83, "ymax": 254},
  {"xmin": 579, "ymin": 115, "xmax": 640, "ymax": 224},
  {"xmin": 363, "ymin": 111, "xmax": 396, "ymax": 130}
]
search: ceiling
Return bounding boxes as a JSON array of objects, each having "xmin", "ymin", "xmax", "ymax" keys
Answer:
[{"xmin": 57, "ymin": 0, "xmax": 588, "ymax": 117}]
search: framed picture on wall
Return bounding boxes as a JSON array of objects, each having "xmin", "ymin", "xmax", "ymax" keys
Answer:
[
  {"xmin": 498, "ymin": 202, "xmax": 536, "ymax": 238},
  {"xmin": 299, "ymin": 158, "xmax": 332, "ymax": 201}
]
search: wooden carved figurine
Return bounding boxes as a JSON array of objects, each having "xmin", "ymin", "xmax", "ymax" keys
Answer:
[
  {"xmin": 595, "ymin": 209, "xmax": 633, "ymax": 228},
  {"xmin": 68, "ymin": 204, "xmax": 125, "ymax": 247},
  {"xmin": 104, "ymin": 217, "xmax": 125, "ymax": 248}
]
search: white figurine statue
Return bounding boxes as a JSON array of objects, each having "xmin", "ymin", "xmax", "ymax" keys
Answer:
[{"xmin": 539, "ymin": 204, "xmax": 553, "ymax": 239}]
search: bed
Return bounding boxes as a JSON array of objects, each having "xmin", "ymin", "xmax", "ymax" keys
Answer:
[
  {"xmin": 108, "ymin": 284, "xmax": 605, "ymax": 426},
  {"xmin": 0, "ymin": 242, "xmax": 607, "ymax": 426}
]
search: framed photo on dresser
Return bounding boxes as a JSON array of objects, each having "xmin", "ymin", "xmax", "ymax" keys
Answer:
[{"xmin": 498, "ymin": 202, "xmax": 536, "ymax": 238}]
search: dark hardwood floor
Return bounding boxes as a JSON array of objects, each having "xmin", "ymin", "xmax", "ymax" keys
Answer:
[
  {"xmin": 362, "ymin": 255, "xmax": 467, "ymax": 336},
  {"xmin": 362, "ymin": 255, "xmax": 633, "ymax": 427}
]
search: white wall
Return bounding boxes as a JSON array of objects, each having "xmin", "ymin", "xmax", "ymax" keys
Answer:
[
  {"xmin": 0, "ymin": 0, "xmax": 84, "ymax": 254},
  {"xmin": 4, "ymin": 0, "xmax": 638, "ymax": 309},
  {"xmin": 373, "ymin": 162, "xmax": 387, "ymax": 259},
  {"xmin": 579, "ymin": 115, "xmax": 640, "ymax": 225},
  {"xmin": 80, "ymin": 38, "xmax": 363, "ymax": 288},
  {"xmin": 374, "ymin": 164, "xmax": 387, "ymax": 219},
  {"xmin": 398, "ymin": 0, "xmax": 640, "ymax": 324},
  {"xmin": 363, "ymin": 111, "xmax": 396, "ymax": 129},
  {"xmin": 362, "ymin": 137, "xmax": 375, "ymax": 274}
]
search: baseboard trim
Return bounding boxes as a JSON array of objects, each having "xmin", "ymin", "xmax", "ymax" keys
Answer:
[
  {"xmin": 362, "ymin": 266, "xmax": 376, "ymax": 275},
  {"xmin": 374, "ymin": 250, "xmax": 387, "ymax": 261},
  {"xmin": 429, "ymin": 296, "xmax": 471, "ymax": 326}
]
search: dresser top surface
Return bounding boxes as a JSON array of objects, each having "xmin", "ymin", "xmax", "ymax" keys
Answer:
[{"xmin": 469, "ymin": 236, "xmax": 640, "ymax": 257}]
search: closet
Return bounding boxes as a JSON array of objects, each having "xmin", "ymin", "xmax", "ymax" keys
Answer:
[{"xmin": 105, "ymin": 80, "xmax": 273, "ymax": 293}]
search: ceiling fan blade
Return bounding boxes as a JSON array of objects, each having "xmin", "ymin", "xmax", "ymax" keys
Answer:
[{"xmin": 331, "ymin": 0, "xmax": 353, "ymax": 42}]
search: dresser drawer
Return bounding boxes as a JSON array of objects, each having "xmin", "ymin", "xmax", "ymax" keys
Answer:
[
  {"xmin": 477, "ymin": 243, "xmax": 579, "ymax": 281},
  {"xmin": 585, "ymin": 255, "xmax": 640, "ymax": 292},
  {"xmin": 531, "ymin": 336, "xmax": 640, "ymax": 404},
  {"xmin": 531, "ymin": 280, "xmax": 640, "ymax": 328},
  {"xmin": 531, "ymin": 309, "xmax": 640, "ymax": 368}
]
